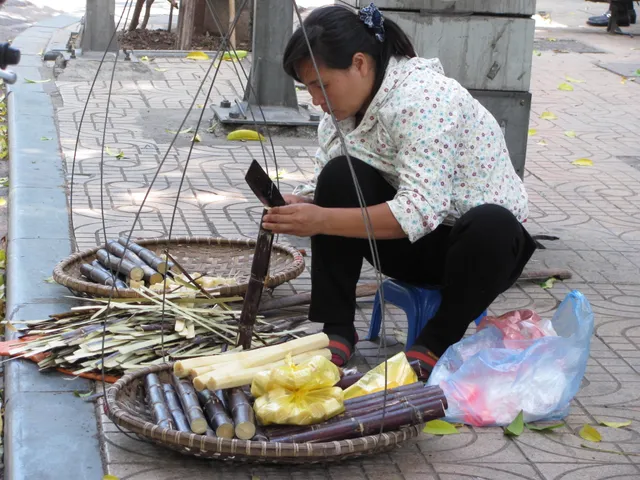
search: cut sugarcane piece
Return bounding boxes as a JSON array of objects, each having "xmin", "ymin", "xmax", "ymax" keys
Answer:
[
  {"xmin": 144, "ymin": 373, "xmax": 175, "ymax": 430},
  {"xmin": 193, "ymin": 348, "xmax": 331, "ymax": 391},
  {"xmin": 118, "ymin": 238, "xmax": 172, "ymax": 274},
  {"xmin": 196, "ymin": 389, "xmax": 234, "ymax": 439},
  {"xmin": 186, "ymin": 321, "xmax": 195, "ymax": 339},
  {"xmin": 189, "ymin": 364, "xmax": 217, "ymax": 378},
  {"xmin": 129, "ymin": 279, "xmax": 144, "ymax": 289},
  {"xmin": 106, "ymin": 240, "xmax": 164, "ymax": 285},
  {"xmin": 162, "ymin": 383, "xmax": 190, "ymax": 432},
  {"xmin": 174, "ymin": 318, "xmax": 186, "ymax": 333},
  {"xmin": 172, "ymin": 374, "xmax": 208, "ymax": 434},
  {"xmin": 80, "ymin": 263, "xmax": 128, "ymax": 289},
  {"xmin": 227, "ymin": 387, "xmax": 256, "ymax": 440},
  {"xmin": 96, "ymin": 249, "xmax": 144, "ymax": 282},
  {"xmin": 173, "ymin": 332, "xmax": 329, "ymax": 378}
]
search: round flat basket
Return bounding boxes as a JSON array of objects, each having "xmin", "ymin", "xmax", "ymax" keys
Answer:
[
  {"xmin": 105, "ymin": 364, "xmax": 423, "ymax": 464},
  {"xmin": 53, "ymin": 236, "xmax": 305, "ymax": 298}
]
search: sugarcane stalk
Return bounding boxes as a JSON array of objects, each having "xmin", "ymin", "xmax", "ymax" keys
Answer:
[
  {"xmin": 343, "ymin": 382, "xmax": 427, "ymax": 407},
  {"xmin": 252, "ymin": 424, "xmax": 268, "ymax": 442},
  {"xmin": 237, "ymin": 211, "xmax": 274, "ymax": 349},
  {"xmin": 171, "ymin": 374, "xmax": 208, "ymax": 434},
  {"xmin": 270, "ymin": 395, "xmax": 446, "ymax": 443},
  {"xmin": 258, "ymin": 283, "xmax": 379, "ymax": 313},
  {"xmin": 96, "ymin": 249, "xmax": 145, "ymax": 282},
  {"xmin": 162, "ymin": 382, "xmax": 190, "ymax": 432},
  {"xmin": 80, "ymin": 263, "xmax": 128, "ymax": 289},
  {"xmin": 227, "ymin": 387, "xmax": 256, "ymax": 440},
  {"xmin": 344, "ymin": 385, "xmax": 445, "ymax": 412},
  {"xmin": 144, "ymin": 373, "xmax": 175, "ymax": 430},
  {"xmin": 106, "ymin": 240, "xmax": 164, "ymax": 285},
  {"xmin": 196, "ymin": 389, "xmax": 234, "ymax": 439},
  {"xmin": 118, "ymin": 237, "xmax": 173, "ymax": 274}
]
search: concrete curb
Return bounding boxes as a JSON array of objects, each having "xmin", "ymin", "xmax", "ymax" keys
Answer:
[{"xmin": 5, "ymin": 14, "xmax": 103, "ymax": 480}]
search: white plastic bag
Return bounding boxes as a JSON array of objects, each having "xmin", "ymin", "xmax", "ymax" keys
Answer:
[{"xmin": 427, "ymin": 290, "xmax": 594, "ymax": 426}]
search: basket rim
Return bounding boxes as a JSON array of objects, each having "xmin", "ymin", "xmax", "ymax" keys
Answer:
[
  {"xmin": 105, "ymin": 363, "xmax": 423, "ymax": 460},
  {"xmin": 53, "ymin": 236, "xmax": 305, "ymax": 299}
]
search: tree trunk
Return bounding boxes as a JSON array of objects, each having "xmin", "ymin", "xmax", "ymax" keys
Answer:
[
  {"xmin": 176, "ymin": 0, "xmax": 197, "ymax": 49},
  {"xmin": 140, "ymin": 0, "xmax": 155, "ymax": 30},
  {"xmin": 128, "ymin": 0, "xmax": 146, "ymax": 31}
]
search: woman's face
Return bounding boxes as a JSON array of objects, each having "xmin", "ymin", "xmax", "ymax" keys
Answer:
[{"xmin": 297, "ymin": 53, "xmax": 376, "ymax": 122}]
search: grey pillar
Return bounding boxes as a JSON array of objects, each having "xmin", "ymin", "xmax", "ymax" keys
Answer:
[
  {"xmin": 81, "ymin": 0, "xmax": 118, "ymax": 52},
  {"xmin": 243, "ymin": 0, "xmax": 297, "ymax": 108}
]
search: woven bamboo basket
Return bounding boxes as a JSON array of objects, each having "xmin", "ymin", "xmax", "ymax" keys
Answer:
[
  {"xmin": 105, "ymin": 364, "xmax": 423, "ymax": 463},
  {"xmin": 53, "ymin": 236, "xmax": 305, "ymax": 298}
]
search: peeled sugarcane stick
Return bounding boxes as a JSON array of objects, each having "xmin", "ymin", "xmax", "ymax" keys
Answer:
[
  {"xmin": 162, "ymin": 383, "xmax": 191, "ymax": 432},
  {"xmin": 144, "ymin": 373, "xmax": 175, "ymax": 430},
  {"xmin": 196, "ymin": 389, "xmax": 234, "ymax": 439},
  {"xmin": 80, "ymin": 263, "xmax": 128, "ymax": 289},
  {"xmin": 118, "ymin": 238, "xmax": 173, "ymax": 274},
  {"xmin": 193, "ymin": 348, "xmax": 331, "ymax": 391},
  {"xmin": 227, "ymin": 388, "xmax": 256, "ymax": 440},
  {"xmin": 174, "ymin": 332, "xmax": 329, "ymax": 378},
  {"xmin": 96, "ymin": 249, "xmax": 144, "ymax": 282},
  {"xmin": 190, "ymin": 364, "xmax": 217, "ymax": 378},
  {"xmin": 171, "ymin": 374, "xmax": 208, "ymax": 434},
  {"xmin": 270, "ymin": 395, "xmax": 446, "ymax": 444},
  {"xmin": 106, "ymin": 240, "xmax": 164, "ymax": 285}
]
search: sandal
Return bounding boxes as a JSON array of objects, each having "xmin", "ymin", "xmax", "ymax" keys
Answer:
[
  {"xmin": 406, "ymin": 345, "xmax": 440, "ymax": 381},
  {"xmin": 327, "ymin": 332, "xmax": 359, "ymax": 367}
]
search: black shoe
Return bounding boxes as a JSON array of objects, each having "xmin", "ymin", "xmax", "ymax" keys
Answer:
[{"xmin": 587, "ymin": 8, "xmax": 636, "ymax": 27}]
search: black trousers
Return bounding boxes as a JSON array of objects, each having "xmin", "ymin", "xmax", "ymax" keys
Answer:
[{"xmin": 309, "ymin": 156, "xmax": 537, "ymax": 357}]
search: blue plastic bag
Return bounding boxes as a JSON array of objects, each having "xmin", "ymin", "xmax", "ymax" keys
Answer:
[{"xmin": 426, "ymin": 290, "xmax": 594, "ymax": 426}]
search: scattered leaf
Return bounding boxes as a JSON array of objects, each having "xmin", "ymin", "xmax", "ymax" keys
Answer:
[
  {"xmin": 196, "ymin": 104, "xmax": 204, "ymax": 109},
  {"xmin": 564, "ymin": 130, "xmax": 577, "ymax": 138},
  {"xmin": 579, "ymin": 424, "xmax": 602, "ymax": 443},
  {"xmin": 192, "ymin": 133, "xmax": 202, "ymax": 142},
  {"xmin": 558, "ymin": 82, "xmax": 574, "ymax": 91},
  {"xmin": 540, "ymin": 111, "xmax": 558, "ymax": 121},
  {"xmin": 423, "ymin": 419, "xmax": 459, "ymax": 435},
  {"xmin": 25, "ymin": 78, "xmax": 51, "ymax": 84},
  {"xmin": 103, "ymin": 476, "xmax": 120, "ymax": 480},
  {"xmin": 41, "ymin": 136, "xmax": 53, "ymax": 141},
  {"xmin": 565, "ymin": 76, "xmax": 585, "ymax": 83},
  {"xmin": 635, "ymin": 69, "xmax": 640, "ymax": 76},
  {"xmin": 222, "ymin": 50, "xmax": 248, "ymax": 61},
  {"xmin": 537, "ymin": 140, "xmax": 548, "ymax": 146},
  {"xmin": 528, "ymin": 129, "xmax": 537, "ymax": 136},
  {"xmin": 526, "ymin": 422, "xmax": 564, "ymax": 431},
  {"xmin": 105, "ymin": 147, "xmax": 125, "ymax": 159},
  {"xmin": 74, "ymin": 390, "xmax": 94, "ymax": 398},
  {"xmin": 154, "ymin": 67, "xmax": 168, "ymax": 72},
  {"xmin": 140, "ymin": 56, "xmax": 150, "ymax": 62},
  {"xmin": 43, "ymin": 276, "xmax": 56, "ymax": 284},
  {"xmin": 546, "ymin": 37, "xmax": 557, "ymax": 42},
  {"xmin": 0, "ymin": 177, "xmax": 8, "ymax": 187},
  {"xmin": 572, "ymin": 158, "xmax": 593, "ymax": 167},
  {"xmin": 269, "ymin": 169, "xmax": 287, "ymax": 181},
  {"xmin": 166, "ymin": 127, "xmax": 194, "ymax": 134},
  {"xmin": 540, "ymin": 277, "xmax": 556, "ymax": 289},
  {"xmin": 580, "ymin": 444, "xmax": 640, "ymax": 456},
  {"xmin": 533, "ymin": 50, "xmax": 542, "ymax": 56},
  {"xmin": 599, "ymin": 420, "xmax": 632, "ymax": 429},
  {"xmin": 621, "ymin": 76, "xmax": 627, "ymax": 85},
  {"xmin": 504, "ymin": 410, "xmax": 525, "ymax": 436},
  {"xmin": 186, "ymin": 51, "xmax": 210, "ymax": 60},
  {"xmin": 0, "ymin": 197, "xmax": 6, "ymax": 206}
]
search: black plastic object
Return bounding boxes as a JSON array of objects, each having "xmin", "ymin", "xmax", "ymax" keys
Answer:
[
  {"xmin": 244, "ymin": 159, "xmax": 286, "ymax": 208},
  {"xmin": 0, "ymin": 42, "xmax": 20, "ymax": 69}
]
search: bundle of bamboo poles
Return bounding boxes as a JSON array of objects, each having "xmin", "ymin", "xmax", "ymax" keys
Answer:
[
  {"xmin": 79, "ymin": 238, "xmax": 238, "ymax": 293},
  {"xmin": 2, "ymin": 288, "xmax": 307, "ymax": 376},
  {"xmin": 145, "ymin": 371, "xmax": 447, "ymax": 443}
]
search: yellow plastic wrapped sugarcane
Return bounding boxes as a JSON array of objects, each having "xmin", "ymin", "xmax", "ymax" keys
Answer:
[
  {"xmin": 251, "ymin": 354, "xmax": 344, "ymax": 426},
  {"xmin": 343, "ymin": 352, "xmax": 417, "ymax": 400}
]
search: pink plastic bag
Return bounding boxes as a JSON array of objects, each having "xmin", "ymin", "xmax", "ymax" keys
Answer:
[{"xmin": 477, "ymin": 309, "xmax": 557, "ymax": 348}]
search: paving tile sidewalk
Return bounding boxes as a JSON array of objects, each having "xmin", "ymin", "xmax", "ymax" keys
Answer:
[{"xmin": 33, "ymin": 16, "xmax": 640, "ymax": 480}]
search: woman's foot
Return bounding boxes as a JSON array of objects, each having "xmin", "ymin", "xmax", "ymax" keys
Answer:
[
  {"xmin": 405, "ymin": 345, "xmax": 440, "ymax": 381},
  {"xmin": 587, "ymin": 6, "xmax": 636, "ymax": 26},
  {"xmin": 326, "ymin": 332, "xmax": 359, "ymax": 367}
]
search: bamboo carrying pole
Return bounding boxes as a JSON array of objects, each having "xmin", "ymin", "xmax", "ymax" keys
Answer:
[
  {"xmin": 162, "ymin": 383, "xmax": 191, "ymax": 432},
  {"xmin": 144, "ymin": 373, "xmax": 175, "ymax": 430},
  {"xmin": 196, "ymin": 389, "xmax": 234, "ymax": 439},
  {"xmin": 172, "ymin": 374, "xmax": 208, "ymax": 434}
]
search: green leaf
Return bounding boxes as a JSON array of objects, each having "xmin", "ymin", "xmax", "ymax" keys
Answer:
[
  {"xmin": 24, "ymin": 78, "xmax": 51, "ymax": 84},
  {"xmin": 533, "ymin": 49, "xmax": 541, "ymax": 57},
  {"xmin": 192, "ymin": 133, "xmax": 202, "ymax": 142},
  {"xmin": 103, "ymin": 475, "xmax": 120, "ymax": 480},
  {"xmin": 540, "ymin": 111, "xmax": 558, "ymax": 121},
  {"xmin": 526, "ymin": 422, "xmax": 564, "ymax": 431},
  {"xmin": 41, "ymin": 136, "xmax": 53, "ymax": 141},
  {"xmin": 579, "ymin": 424, "xmax": 602, "ymax": 443},
  {"xmin": 0, "ymin": 177, "xmax": 8, "ymax": 187},
  {"xmin": 572, "ymin": 158, "xmax": 593, "ymax": 167},
  {"xmin": 0, "ymin": 197, "xmax": 6, "ymax": 206},
  {"xmin": 564, "ymin": 131, "xmax": 577, "ymax": 138},
  {"xmin": 527, "ymin": 129, "xmax": 537, "ymax": 136},
  {"xmin": 504, "ymin": 410, "xmax": 525, "ymax": 436},
  {"xmin": 140, "ymin": 56, "xmax": 150, "ymax": 62},
  {"xmin": 422, "ymin": 419, "xmax": 459, "ymax": 435},
  {"xmin": 565, "ymin": 76, "xmax": 585, "ymax": 84},
  {"xmin": 635, "ymin": 69, "xmax": 640, "ymax": 76},
  {"xmin": 154, "ymin": 67, "xmax": 168, "ymax": 72},
  {"xmin": 599, "ymin": 420, "xmax": 632, "ymax": 429},
  {"xmin": 540, "ymin": 277, "xmax": 556, "ymax": 289},
  {"xmin": 105, "ymin": 147, "xmax": 125, "ymax": 159},
  {"xmin": 73, "ymin": 390, "xmax": 94, "ymax": 398},
  {"xmin": 43, "ymin": 275, "xmax": 55, "ymax": 284},
  {"xmin": 558, "ymin": 82, "xmax": 574, "ymax": 91}
]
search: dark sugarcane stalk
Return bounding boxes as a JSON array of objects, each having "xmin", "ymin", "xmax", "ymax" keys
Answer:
[
  {"xmin": 345, "ymin": 385, "xmax": 445, "ymax": 412},
  {"xmin": 258, "ymin": 283, "xmax": 379, "ymax": 314},
  {"xmin": 106, "ymin": 240, "xmax": 163, "ymax": 285},
  {"xmin": 171, "ymin": 374, "xmax": 208, "ymax": 434},
  {"xmin": 80, "ymin": 263, "xmax": 128, "ymax": 289},
  {"xmin": 162, "ymin": 383, "xmax": 190, "ymax": 432},
  {"xmin": 205, "ymin": 427, "xmax": 216, "ymax": 437},
  {"xmin": 252, "ymin": 424, "xmax": 268, "ymax": 442},
  {"xmin": 96, "ymin": 249, "xmax": 144, "ymax": 282},
  {"xmin": 136, "ymin": 323, "xmax": 173, "ymax": 332},
  {"xmin": 336, "ymin": 360, "xmax": 426, "ymax": 390},
  {"xmin": 255, "ymin": 315, "xmax": 308, "ymax": 333},
  {"xmin": 227, "ymin": 387, "xmax": 256, "ymax": 440},
  {"xmin": 90, "ymin": 260, "xmax": 128, "ymax": 286},
  {"xmin": 343, "ymin": 382, "xmax": 428, "ymax": 407},
  {"xmin": 196, "ymin": 389, "xmax": 234, "ymax": 439},
  {"xmin": 118, "ymin": 237, "xmax": 173, "ymax": 274},
  {"xmin": 144, "ymin": 373, "xmax": 175, "ymax": 430},
  {"xmin": 270, "ymin": 395, "xmax": 446, "ymax": 444},
  {"xmin": 237, "ymin": 210, "xmax": 274, "ymax": 349}
]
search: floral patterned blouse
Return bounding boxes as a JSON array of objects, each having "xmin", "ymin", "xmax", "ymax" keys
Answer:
[{"xmin": 295, "ymin": 55, "xmax": 529, "ymax": 243}]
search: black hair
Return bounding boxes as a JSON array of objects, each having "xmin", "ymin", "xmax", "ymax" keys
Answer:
[{"xmin": 283, "ymin": 5, "xmax": 417, "ymax": 98}]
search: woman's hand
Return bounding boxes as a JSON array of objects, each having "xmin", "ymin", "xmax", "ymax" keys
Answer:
[
  {"xmin": 263, "ymin": 204, "xmax": 326, "ymax": 237},
  {"xmin": 283, "ymin": 194, "xmax": 313, "ymax": 205}
]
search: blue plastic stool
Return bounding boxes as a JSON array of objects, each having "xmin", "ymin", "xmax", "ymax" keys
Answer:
[{"xmin": 367, "ymin": 279, "xmax": 487, "ymax": 351}]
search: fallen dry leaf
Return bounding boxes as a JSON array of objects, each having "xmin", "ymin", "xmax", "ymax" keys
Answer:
[
  {"xmin": 558, "ymin": 83, "xmax": 574, "ymax": 91},
  {"xmin": 528, "ymin": 129, "xmax": 537, "ymax": 136},
  {"xmin": 564, "ymin": 131, "xmax": 577, "ymax": 138},
  {"xmin": 186, "ymin": 51, "xmax": 210, "ymax": 61},
  {"xmin": 579, "ymin": 424, "xmax": 602, "ymax": 443},
  {"xmin": 565, "ymin": 76, "xmax": 585, "ymax": 83},
  {"xmin": 572, "ymin": 158, "xmax": 593, "ymax": 167},
  {"xmin": 540, "ymin": 111, "xmax": 558, "ymax": 121},
  {"xmin": 599, "ymin": 420, "xmax": 632, "ymax": 429}
]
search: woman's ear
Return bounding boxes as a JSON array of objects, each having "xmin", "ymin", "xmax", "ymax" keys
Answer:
[{"xmin": 351, "ymin": 52, "xmax": 372, "ymax": 77}]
